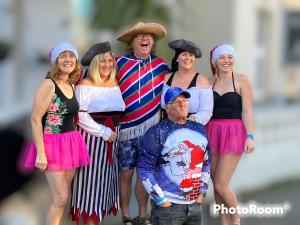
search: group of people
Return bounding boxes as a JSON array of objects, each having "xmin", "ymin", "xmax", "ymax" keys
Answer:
[{"xmin": 24, "ymin": 21, "xmax": 255, "ymax": 225}]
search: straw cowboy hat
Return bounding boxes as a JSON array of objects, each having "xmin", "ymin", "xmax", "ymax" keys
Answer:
[{"xmin": 117, "ymin": 22, "xmax": 167, "ymax": 43}]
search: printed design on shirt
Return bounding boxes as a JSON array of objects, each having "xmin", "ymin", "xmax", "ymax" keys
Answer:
[
  {"xmin": 44, "ymin": 94, "xmax": 68, "ymax": 134},
  {"xmin": 160, "ymin": 128, "xmax": 207, "ymax": 200}
]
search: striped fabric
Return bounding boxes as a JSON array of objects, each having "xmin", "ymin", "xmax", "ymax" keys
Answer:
[
  {"xmin": 70, "ymin": 126, "xmax": 119, "ymax": 224},
  {"xmin": 116, "ymin": 54, "xmax": 169, "ymax": 141}
]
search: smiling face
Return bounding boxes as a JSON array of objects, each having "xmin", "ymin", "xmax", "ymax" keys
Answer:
[
  {"xmin": 131, "ymin": 33, "xmax": 154, "ymax": 58},
  {"xmin": 215, "ymin": 53, "xmax": 234, "ymax": 73},
  {"xmin": 177, "ymin": 51, "xmax": 196, "ymax": 71},
  {"xmin": 99, "ymin": 52, "xmax": 114, "ymax": 80},
  {"xmin": 57, "ymin": 50, "xmax": 77, "ymax": 75}
]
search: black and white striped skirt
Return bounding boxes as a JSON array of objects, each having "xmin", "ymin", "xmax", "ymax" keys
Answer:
[{"xmin": 70, "ymin": 126, "xmax": 119, "ymax": 224}]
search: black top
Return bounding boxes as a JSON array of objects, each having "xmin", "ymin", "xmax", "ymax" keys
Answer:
[
  {"xmin": 212, "ymin": 73, "xmax": 242, "ymax": 119},
  {"xmin": 166, "ymin": 72, "xmax": 199, "ymax": 88},
  {"xmin": 42, "ymin": 79, "xmax": 79, "ymax": 134}
]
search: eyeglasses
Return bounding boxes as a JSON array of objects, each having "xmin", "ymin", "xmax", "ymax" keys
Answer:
[
  {"xmin": 168, "ymin": 99, "xmax": 189, "ymax": 106},
  {"xmin": 134, "ymin": 34, "xmax": 153, "ymax": 40}
]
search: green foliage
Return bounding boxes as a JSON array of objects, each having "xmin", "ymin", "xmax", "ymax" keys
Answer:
[{"xmin": 92, "ymin": 0, "xmax": 170, "ymax": 31}]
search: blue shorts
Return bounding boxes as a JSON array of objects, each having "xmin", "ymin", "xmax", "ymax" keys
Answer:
[{"xmin": 118, "ymin": 136, "xmax": 142, "ymax": 170}]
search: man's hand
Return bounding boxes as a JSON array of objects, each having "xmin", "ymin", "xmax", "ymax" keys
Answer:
[
  {"xmin": 195, "ymin": 193, "xmax": 206, "ymax": 203},
  {"xmin": 160, "ymin": 200, "xmax": 172, "ymax": 207}
]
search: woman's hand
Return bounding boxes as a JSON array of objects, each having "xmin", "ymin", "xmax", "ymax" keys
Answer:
[
  {"xmin": 107, "ymin": 131, "xmax": 117, "ymax": 142},
  {"xmin": 35, "ymin": 152, "xmax": 48, "ymax": 171},
  {"xmin": 244, "ymin": 138, "xmax": 255, "ymax": 153}
]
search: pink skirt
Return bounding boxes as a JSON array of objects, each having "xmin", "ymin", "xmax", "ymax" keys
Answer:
[
  {"xmin": 205, "ymin": 119, "xmax": 246, "ymax": 155},
  {"xmin": 23, "ymin": 131, "xmax": 90, "ymax": 171}
]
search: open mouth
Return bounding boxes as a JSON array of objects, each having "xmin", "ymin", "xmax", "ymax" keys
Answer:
[{"xmin": 141, "ymin": 43, "xmax": 149, "ymax": 48}]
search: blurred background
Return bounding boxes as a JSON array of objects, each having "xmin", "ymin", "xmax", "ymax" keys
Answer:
[{"xmin": 0, "ymin": 0, "xmax": 300, "ymax": 224}]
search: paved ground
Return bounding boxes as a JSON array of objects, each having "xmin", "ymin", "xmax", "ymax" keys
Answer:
[{"xmin": 0, "ymin": 173, "xmax": 298, "ymax": 225}]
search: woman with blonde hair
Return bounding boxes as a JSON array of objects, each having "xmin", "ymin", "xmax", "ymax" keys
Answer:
[
  {"xmin": 70, "ymin": 42, "xmax": 125, "ymax": 225},
  {"xmin": 206, "ymin": 44, "xmax": 255, "ymax": 225},
  {"xmin": 25, "ymin": 42, "xmax": 90, "ymax": 225}
]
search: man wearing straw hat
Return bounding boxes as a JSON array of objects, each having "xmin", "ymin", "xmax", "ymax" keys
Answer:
[{"xmin": 116, "ymin": 21, "xmax": 169, "ymax": 225}]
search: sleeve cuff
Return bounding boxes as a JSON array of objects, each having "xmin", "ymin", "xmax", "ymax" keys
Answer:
[
  {"xmin": 155, "ymin": 197, "xmax": 167, "ymax": 205},
  {"xmin": 102, "ymin": 127, "xmax": 112, "ymax": 141}
]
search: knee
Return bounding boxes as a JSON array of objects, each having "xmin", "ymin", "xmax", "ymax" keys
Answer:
[
  {"xmin": 53, "ymin": 189, "xmax": 69, "ymax": 207},
  {"xmin": 120, "ymin": 170, "xmax": 134, "ymax": 183},
  {"xmin": 213, "ymin": 182, "xmax": 229, "ymax": 196}
]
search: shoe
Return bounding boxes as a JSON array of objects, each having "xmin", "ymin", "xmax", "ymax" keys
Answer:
[
  {"xmin": 136, "ymin": 215, "xmax": 152, "ymax": 225},
  {"xmin": 122, "ymin": 216, "xmax": 134, "ymax": 225}
]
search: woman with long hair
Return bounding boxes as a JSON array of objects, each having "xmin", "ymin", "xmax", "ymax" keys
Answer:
[
  {"xmin": 25, "ymin": 42, "xmax": 90, "ymax": 225},
  {"xmin": 70, "ymin": 42, "xmax": 125, "ymax": 225},
  {"xmin": 206, "ymin": 44, "xmax": 255, "ymax": 225}
]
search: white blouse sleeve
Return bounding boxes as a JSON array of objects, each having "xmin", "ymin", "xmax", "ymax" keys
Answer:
[
  {"xmin": 192, "ymin": 87, "xmax": 213, "ymax": 125},
  {"xmin": 76, "ymin": 86, "xmax": 112, "ymax": 141}
]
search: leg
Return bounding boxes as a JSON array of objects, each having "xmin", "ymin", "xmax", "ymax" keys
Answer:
[
  {"xmin": 118, "ymin": 139, "xmax": 137, "ymax": 224},
  {"xmin": 45, "ymin": 170, "xmax": 74, "ymax": 225},
  {"xmin": 135, "ymin": 169, "xmax": 149, "ymax": 218},
  {"xmin": 211, "ymin": 155, "xmax": 230, "ymax": 225},
  {"xmin": 152, "ymin": 203, "xmax": 186, "ymax": 225},
  {"xmin": 134, "ymin": 137, "xmax": 151, "ymax": 224},
  {"xmin": 186, "ymin": 203, "xmax": 203, "ymax": 225},
  {"xmin": 212, "ymin": 154, "xmax": 242, "ymax": 225},
  {"xmin": 120, "ymin": 169, "xmax": 134, "ymax": 218}
]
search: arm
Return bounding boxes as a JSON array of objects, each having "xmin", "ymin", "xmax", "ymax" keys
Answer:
[
  {"xmin": 138, "ymin": 128, "xmax": 170, "ymax": 206},
  {"xmin": 189, "ymin": 74, "xmax": 213, "ymax": 125},
  {"xmin": 240, "ymin": 74, "xmax": 255, "ymax": 153},
  {"xmin": 31, "ymin": 79, "xmax": 55, "ymax": 170},
  {"xmin": 76, "ymin": 85, "xmax": 114, "ymax": 141}
]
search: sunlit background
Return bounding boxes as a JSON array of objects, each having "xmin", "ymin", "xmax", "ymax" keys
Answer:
[{"xmin": 0, "ymin": 0, "xmax": 300, "ymax": 224}]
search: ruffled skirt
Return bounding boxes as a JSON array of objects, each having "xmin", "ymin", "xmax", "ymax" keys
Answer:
[
  {"xmin": 206, "ymin": 119, "xmax": 246, "ymax": 155},
  {"xmin": 24, "ymin": 131, "xmax": 90, "ymax": 171}
]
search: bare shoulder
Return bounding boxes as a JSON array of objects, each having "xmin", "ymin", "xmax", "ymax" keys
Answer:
[
  {"xmin": 78, "ymin": 78, "xmax": 93, "ymax": 86},
  {"xmin": 196, "ymin": 73, "xmax": 210, "ymax": 86},
  {"xmin": 39, "ymin": 79, "xmax": 55, "ymax": 91},
  {"xmin": 236, "ymin": 73, "xmax": 251, "ymax": 86},
  {"xmin": 164, "ymin": 73, "xmax": 172, "ymax": 82},
  {"xmin": 35, "ymin": 79, "xmax": 55, "ymax": 99}
]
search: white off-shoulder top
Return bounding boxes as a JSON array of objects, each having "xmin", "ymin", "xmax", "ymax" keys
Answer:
[
  {"xmin": 76, "ymin": 85, "xmax": 126, "ymax": 140},
  {"xmin": 161, "ymin": 83, "xmax": 213, "ymax": 125}
]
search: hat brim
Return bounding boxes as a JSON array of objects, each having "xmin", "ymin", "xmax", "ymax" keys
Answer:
[
  {"xmin": 117, "ymin": 23, "xmax": 166, "ymax": 43},
  {"xmin": 168, "ymin": 39, "xmax": 202, "ymax": 58},
  {"xmin": 81, "ymin": 42, "xmax": 112, "ymax": 66},
  {"xmin": 168, "ymin": 91, "xmax": 191, "ymax": 104}
]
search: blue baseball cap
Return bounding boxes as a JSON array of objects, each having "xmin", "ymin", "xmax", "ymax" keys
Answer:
[{"xmin": 164, "ymin": 87, "xmax": 190, "ymax": 105}]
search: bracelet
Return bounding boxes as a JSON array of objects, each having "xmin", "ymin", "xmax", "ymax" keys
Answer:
[
  {"xmin": 247, "ymin": 134, "xmax": 254, "ymax": 139},
  {"xmin": 155, "ymin": 197, "xmax": 166, "ymax": 205}
]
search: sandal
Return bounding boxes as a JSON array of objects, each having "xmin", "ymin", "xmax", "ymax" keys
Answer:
[
  {"xmin": 122, "ymin": 216, "xmax": 134, "ymax": 225},
  {"xmin": 136, "ymin": 215, "xmax": 152, "ymax": 225}
]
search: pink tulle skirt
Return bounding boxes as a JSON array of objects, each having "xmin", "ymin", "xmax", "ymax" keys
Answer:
[
  {"xmin": 206, "ymin": 119, "xmax": 246, "ymax": 155},
  {"xmin": 23, "ymin": 131, "xmax": 90, "ymax": 171}
]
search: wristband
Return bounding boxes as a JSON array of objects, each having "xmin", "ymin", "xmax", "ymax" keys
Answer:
[
  {"xmin": 155, "ymin": 197, "xmax": 166, "ymax": 205},
  {"xmin": 246, "ymin": 134, "xmax": 254, "ymax": 139}
]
